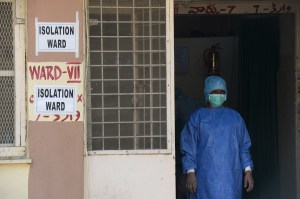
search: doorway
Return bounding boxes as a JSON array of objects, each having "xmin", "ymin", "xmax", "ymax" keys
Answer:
[{"xmin": 174, "ymin": 13, "xmax": 296, "ymax": 199}]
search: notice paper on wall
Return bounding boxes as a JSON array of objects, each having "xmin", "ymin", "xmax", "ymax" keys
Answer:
[
  {"xmin": 35, "ymin": 12, "xmax": 79, "ymax": 57},
  {"xmin": 35, "ymin": 86, "xmax": 77, "ymax": 115}
]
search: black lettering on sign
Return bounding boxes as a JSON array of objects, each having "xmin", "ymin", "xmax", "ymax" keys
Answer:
[
  {"xmin": 39, "ymin": 26, "xmax": 75, "ymax": 35},
  {"xmin": 38, "ymin": 88, "xmax": 74, "ymax": 98},
  {"xmin": 45, "ymin": 102, "xmax": 66, "ymax": 111},
  {"xmin": 47, "ymin": 39, "xmax": 66, "ymax": 48}
]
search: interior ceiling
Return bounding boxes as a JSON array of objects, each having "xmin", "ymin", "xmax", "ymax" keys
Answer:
[{"xmin": 174, "ymin": 15, "xmax": 240, "ymax": 38}]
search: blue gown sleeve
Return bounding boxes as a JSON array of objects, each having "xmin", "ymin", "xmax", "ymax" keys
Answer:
[
  {"xmin": 239, "ymin": 118, "xmax": 254, "ymax": 170},
  {"xmin": 180, "ymin": 114, "xmax": 199, "ymax": 173}
]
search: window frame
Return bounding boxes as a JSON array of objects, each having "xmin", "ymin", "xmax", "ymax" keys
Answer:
[
  {"xmin": 0, "ymin": 0, "xmax": 26, "ymax": 158},
  {"xmin": 85, "ymin": 0, "xmax": 175, "ymax": 155}
]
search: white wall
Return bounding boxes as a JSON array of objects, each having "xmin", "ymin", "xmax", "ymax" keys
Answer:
[
  {"xmin": 85, "ymin": 155, "xmax": 175, "ymax": 199},
  {"xmin": 0, "ymin": 164, "xmax": 30, "ymax": 199}
]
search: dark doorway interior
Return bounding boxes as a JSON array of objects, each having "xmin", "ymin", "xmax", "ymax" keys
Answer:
[{"xmin": 174, "ymin": 14, "xmax": 296, "ymax": 199}]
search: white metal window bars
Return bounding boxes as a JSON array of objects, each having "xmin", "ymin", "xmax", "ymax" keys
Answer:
[
  {"xmin": 0, "ymin": 0, "xmax": 26, "ymax": 158},
  {"xmin": 0, "ymin": 1, "xmax": 15, "ymax": 146},
  {"xmin": 87, "ymin": 0, "xmax": 168, "ymax": 151}
]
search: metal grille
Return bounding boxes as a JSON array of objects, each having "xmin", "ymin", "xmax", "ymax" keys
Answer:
[
  {"xmin": 87, "ymin": 0, "xmax": 167, "ymax": 150},
  {"xmin": 0, "ymin": 2, "xmax": 15, "ymax": 145}
]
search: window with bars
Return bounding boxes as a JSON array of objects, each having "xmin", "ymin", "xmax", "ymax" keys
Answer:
[
  {"xmin": 0, "ymin": 1, "xmax": 15, "ymax": 146},
  {"xmin": 87, "ymin": 0, "xmax": 169, "ymax": 151},
  {"xmin": 0, "ymin": 0, "xmax": 26, "ymax": 157}
]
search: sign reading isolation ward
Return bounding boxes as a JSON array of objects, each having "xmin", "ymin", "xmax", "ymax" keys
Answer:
[
  {"xmin": 35, "ymin": 12, "xmax": 79, "ymax": 57},
  {"xmin": 35, "ymin": 86, "xmax": 77, "ymax": 114}
]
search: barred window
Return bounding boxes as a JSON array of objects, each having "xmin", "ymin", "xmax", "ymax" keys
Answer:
[
  {"xmin": 87, "ymin": 0, "xmax": 170, "ymax": 151},
  {"xmin": 0, "ymin": 0, "xmax": 26, "ymax": 157},
  {"xmin": 0, "ymin": 1, "xmax": 15, "ymax": 145}
]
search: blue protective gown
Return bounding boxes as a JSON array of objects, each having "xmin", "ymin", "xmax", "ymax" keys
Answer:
[{"xmin": 181, "ymin": 107, "xmax": 253, "ymax": 199}]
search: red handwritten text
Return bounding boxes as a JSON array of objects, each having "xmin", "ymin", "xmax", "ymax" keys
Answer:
[
  {"xmin": 29, "ymin": 62, "xmax": 82, "ymax": 83},
  {"xmin": 29, "ymin": 65, "xmax": 62, "ymax": 80},
  {"xmin": 176, "ymin": 2, "xmax": 292, "ymax": 15},
  {"xmin": 35, "ymin": 110, "xmax": 81, "ymax": 122},
  {"xmin": 67, "ymin": 64, "xmax": 81, "ymax": 83}
]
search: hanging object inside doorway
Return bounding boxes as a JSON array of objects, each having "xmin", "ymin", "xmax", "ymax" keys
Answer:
[{"xmin": 203, "ymin": 43, "xmax": 221, "ymax": 76}]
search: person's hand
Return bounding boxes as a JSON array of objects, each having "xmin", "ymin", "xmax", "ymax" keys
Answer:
[
  {"xmin": 186, "ymin": 172, "xmax": 197, "ymax": 193},
  {"xmin": 244, "ymin": 171, "xmax": 254, "ymax": 192}
]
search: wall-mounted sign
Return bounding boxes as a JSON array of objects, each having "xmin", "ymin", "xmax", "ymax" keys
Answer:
[
  {"xmin": 35, "ymin": 86, "xmax": 77, "ymax": 114},
  {"xmin": 27, "ymin": 62, "xmax": 84, "ymax": 122},
  {"xmin": 174, "ymin": 2, "xmax": 294, "ymax": 15},
  {"xmin": 35, "ymin": 12, "xmax": 79, "ymax": 57}
]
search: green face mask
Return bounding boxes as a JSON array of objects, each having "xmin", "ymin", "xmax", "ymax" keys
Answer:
[{"xmin": 208, "ymin": 94, "xmax": 226, "ymax": 107}]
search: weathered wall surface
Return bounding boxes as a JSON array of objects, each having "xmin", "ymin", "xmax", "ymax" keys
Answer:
[{"xmin": 27, "ymin": 0, "xmax": 84, "ymax": 199}]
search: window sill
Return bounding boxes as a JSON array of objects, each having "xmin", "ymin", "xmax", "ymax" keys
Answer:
[
  {"xmin": 0, "ymin": 146, "xmax": 25, "ymax": 157},
  {"xmin": 0, "ymin": 147, "xmax": 30, "ymax": 164},
  {"xmin": 87, "ymin": 149, "xmax": 173, "ymax": 155},
  {"xmin": 0, "ymin": 158, "xmax": 31, "ymax": 165}
]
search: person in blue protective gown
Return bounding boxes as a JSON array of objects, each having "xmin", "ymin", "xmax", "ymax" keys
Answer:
[{"xmin": 180, "ymin": 75, "xmax": 254, "ymax": 199}]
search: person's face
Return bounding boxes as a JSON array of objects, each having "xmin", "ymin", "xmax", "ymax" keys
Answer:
[
  {"xmin": 207, "ymin": 89, "xmax": 226, "ymax": 108},
  {"xmin": 210, "ymin": 89, "xmax": 226, "ymax": 95}
]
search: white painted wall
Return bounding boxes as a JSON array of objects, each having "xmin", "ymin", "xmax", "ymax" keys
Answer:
[
  {"xmin": 85, "ymin": 155, "xmax": 175, "ymax": 199},
  {"xmin": 0, "ymin": 164, "xmax": 30, "ymax": 199}
]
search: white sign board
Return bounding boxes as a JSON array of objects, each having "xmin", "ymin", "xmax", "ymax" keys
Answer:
[
  {"xmin": 35, "ymin": 86, "xmax": 77, "ymax": 114},
  {"xmin": 35, "ymin": 12, "xmax": 79, "ymax": 57}
]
